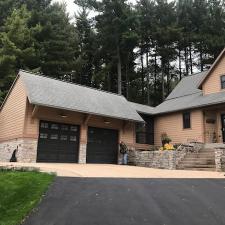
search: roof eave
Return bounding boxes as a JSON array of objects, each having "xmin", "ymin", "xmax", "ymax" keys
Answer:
[
  {"xmin": 29, "ymin": 101, "xmax": 145, "ymax": 123},
  {"xmin": 154, "ymin": 100, "xmax": 225, "ymax": 116},
  {"xmin": 136, "ymin": 110, "xmax": 154, "ymax": 116},
  {"xmin": 0, "ymin": 73, "xmax": 20, "ymax": 112}
]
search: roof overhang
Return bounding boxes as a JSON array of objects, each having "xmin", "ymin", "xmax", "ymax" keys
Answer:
[
  {"xmin": 0, "ymin": 73, "xmax": 20, "ymax": 112},
  {"xmin": 155, "ymin": 100, "xmax": 225, "ymax": 116},
  {"xmin": 29, "ymin": 101, "xmax": 145, "ymax": 123}
]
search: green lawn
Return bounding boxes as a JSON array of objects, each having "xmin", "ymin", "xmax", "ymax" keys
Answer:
[{"xmin": 0, "ymin": 170, "xmax": 55, "ymax": 225}]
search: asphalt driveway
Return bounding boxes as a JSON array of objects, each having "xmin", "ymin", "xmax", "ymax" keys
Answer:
[{"xmin": 23, "ymin": 177, "xmax": 225, "ymax": 225}]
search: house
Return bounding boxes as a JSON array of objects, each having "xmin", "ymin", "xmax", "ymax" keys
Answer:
[
  {"xmin": 0, "ymin": 70, "xmax": 154, "ymax": 163},
  {"xmin": 1, "ymin": 48, "xmax": 225, "ymax": 164},
  {"xmin": 154, "ymin": 48, "xmax": 225, "ymax": 146}
]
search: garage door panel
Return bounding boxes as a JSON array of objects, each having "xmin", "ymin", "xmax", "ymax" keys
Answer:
[
  {"xmin": 87, "ymin": 127, "xmax": 118, "ymax": 164},
  {"xmin": 37, "ymin": 121, "xmax": 80, "ymax": 163}
]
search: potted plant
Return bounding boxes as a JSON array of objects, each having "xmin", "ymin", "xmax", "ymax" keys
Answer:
[{"xmin": 161, "ymin": 132, "xmax": 171, "ymax": 147}]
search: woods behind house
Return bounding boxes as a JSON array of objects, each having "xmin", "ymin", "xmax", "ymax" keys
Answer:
[{"xmin": 0, "ymin": 0, "xmax": 225, "ymax": 106}]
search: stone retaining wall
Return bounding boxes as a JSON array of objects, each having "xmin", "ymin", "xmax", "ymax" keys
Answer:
[
  {"xmin": 215, "ymin": 148, "xmax": 225, "ymax": 172},
  {"xmin": 0, "ymin": 138, "xmax": 38, "ymax": 163},
  {"xmin": 128, "ymin": 149, "xmax": 187, "ymax": 170}
]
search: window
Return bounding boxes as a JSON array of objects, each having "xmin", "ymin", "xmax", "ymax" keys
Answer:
[
  {"xmin": 51, "ymin": 124, "xmax": 59, "ymax": 130},
  {"xmin": 50, "ymin": 134, "xmax": 58, "ymax": 140},
  {"xmin": 221, "ymin": 75, "xmax": 225, "ymax": 89},
  {"xmin": 136, "ymin": 115, "xmax": 154, "ymax": 145},
  {"xmin": 183, "ymin": 112, "xmax": 191, "ymax": 129},
  {"xmin": 70, "ymin": 126, "xmax": 78, "ymax": 132},
  {"xmin": 61, "ymin": 125, "xmax": 69, "ymax": 131},
  {"xmin": 40, "ymin": 133, "xmax": 48, "ymax": 139},
  {"xmin": 40, "ymin": 122, "xmax": 48, "ymax": 129},
  {"xmin": 136, "ymin": 123, "xmax": 147, "ymax": 144},
  {"xmin": 70, "ymin": 136, "xmax": 77, "ymax": 142},
  {"xmin": 60, "ymin": 135, "xmax": 68, "ymax": 141}
]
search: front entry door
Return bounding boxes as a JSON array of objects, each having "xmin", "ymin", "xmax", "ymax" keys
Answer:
[{"xmin": 221, "ymin": 114, "xmax": 225, "ymax": 142}]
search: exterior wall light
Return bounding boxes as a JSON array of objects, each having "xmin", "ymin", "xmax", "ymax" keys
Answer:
[{"xmin": 59, "ymin": 113, "xmax": 68, "ymax": 118}]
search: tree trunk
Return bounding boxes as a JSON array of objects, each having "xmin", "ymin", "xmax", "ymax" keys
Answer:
[
  {"xmin": 167, "ymin": 62, "xmax": 170, "ymax": 95},
  {"xmin": 117, "ymin": 45, "xmax": 122, "ymax": 95},
  {"xmin": 184, "ymin": 47, "xmax": 189, "ymax": 76},
  {"xmin": 107, "ymin": 72, "xmax": 111, "ymax": 92},
  {"xmin": 146, "ymin": 50, "xmax": 150, "ymax": 105},
  {"xmin": 178, "ymin": 48, "xmax": 182, "ymax": 80},
  {"xmin": 189, "ymin": 44, "xmax": 193, "ymax": 74},
  {"xmin": 161, "ymin": 59, "xmax": 165, "ymax": 101},
  {"xmin": 140, "ymin": 49, "xmax": 144, "ymax": 102},
  {"xmin": 200, "ymin": 44, "xmax": 204, "ymax": 71},
  {"xmin": 125, "ymin": 61, "xmax": 129, "ymax": 100},
  {"xmin": 154, "ymin": 52, "xmax": 157, "ymax": 94}
]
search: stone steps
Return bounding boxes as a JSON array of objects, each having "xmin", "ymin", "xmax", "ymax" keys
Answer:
[
  {"xmin": 177, "ymin": 147, "xmax": 216, "ymax": 171},
  {"xmin": 177, "ymin": 163, "xmax": 215, "ymax": 168},
  {"xmin": 185, "ymin": 153, "xmax": 215, "ymax": 157},
  {"xmin": 184, "ymin": 156, "xmax": 215, "ymax": 160},
  {"xmin": 199, "ymin": 149, "xmax": 215, "ymax": 152},
  {"xmin": 181, "ymin": 160, "xmax": 215, "ymax": 165},
  {"xmin": 177, "ymin": 167, "xmax": 216, "ymax": 171}
]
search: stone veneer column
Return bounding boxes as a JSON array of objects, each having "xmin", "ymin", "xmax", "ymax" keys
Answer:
[
  {"xmin": 0, "ymin": 138, "xmax": 38, "ymax": 162},
  {"xmin": 215, "ymin": 148, "xmax": 225, "ymax": 172},
  {"xmin": 78, "ymin": 123, "xmax": 87, "ymax": 164}
]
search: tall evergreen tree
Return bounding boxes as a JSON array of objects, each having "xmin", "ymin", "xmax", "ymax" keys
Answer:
[
  {"xmin": 74, "ymin": 8, "xmax": 98, "ymax": 86},
  {"xmin": 136, "ymin": 0, "xmax": 156, "ymax": 104},
  {"xmin": 154, "ymin": 0, "xmax": 180, "ymax": 100},
  {"xmin": 0, "ymin": 5, "xmax": 40, "ymax": 100},
  {"xmin": 78, "ymin": 0, "xmax": 138, "ymax": 95},
  {"xmin": 38, "ymin": 3, "xmax": 78, "ymax": 78}
]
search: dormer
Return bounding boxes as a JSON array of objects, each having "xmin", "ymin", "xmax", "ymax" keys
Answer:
[{"xmin": 198, "ymin": 48, "xmax": 225, "ymax": 95}]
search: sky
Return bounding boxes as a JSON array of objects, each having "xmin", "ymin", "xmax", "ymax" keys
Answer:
[{"xmin": 53, "ymin": 0, "xmax": 137, "ymax": 18}]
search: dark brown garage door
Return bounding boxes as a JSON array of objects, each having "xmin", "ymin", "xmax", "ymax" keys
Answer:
[
  {"xmin": 87, "ymin": 127, "xmax": 118, "ymax": 164},
  {"xmin": 37, "ymin": 121, "xmax": 80, "ymax": 163}
]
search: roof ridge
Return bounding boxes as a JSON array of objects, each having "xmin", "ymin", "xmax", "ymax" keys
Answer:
[
  {"xmin": 165, "ymin": 91, "xmax": 202, "ymax": 101},
  {"xmin": 129, "ymin": 101, "xmax": 155, "ymax": 108},
  {"xmin": 19, "ymin": 69, "xmax": 124, "ymax": 98},
  {"xmin": 183, "ymin": 70, "xmax": 208, "ymax": 78}
]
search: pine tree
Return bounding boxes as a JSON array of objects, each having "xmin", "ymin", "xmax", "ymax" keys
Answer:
[
  {"xmin": 74, "ymin": 8, "xmax": 98, "ymax": 86},
  {"xmin": 0, "ymin": 5, "xmax": 40, "ymax": 100},
  {"xmin": 38, "ymin": 3, "xmax": 78, "ymax": 78},
  {"xmin": 79, "ymin": 0, "xmax": 138, "ymax": 95},
  {"xmin": 154, "ymin": 0, "xmax": 180, "ymax": 100}
]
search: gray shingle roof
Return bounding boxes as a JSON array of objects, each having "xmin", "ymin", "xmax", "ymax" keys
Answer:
[
  {"xmin": 129, "ymin": 101, "xmax": 155, "ymax": 115},
  {"xmin": 155, "ymin": 91, "xmax": 225, "ymax": 114},
  {"xmin": 155, "ymin": 70, "xmax": 225, "ymax": 114},
  {"xmin": 166, "ymin": 71, "xmax": 207, "ymax": 100},
  {"xmin": 19, "ymin": 70, "xmax": 144, "ymax": 122}
]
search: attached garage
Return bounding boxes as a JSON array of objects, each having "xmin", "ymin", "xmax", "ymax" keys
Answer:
[
  {"xmin": 0, "ymin": 71, "xmax": 145, "ymax": 164},
  {"xmin": 86, "ymin": 127, "xmax": 119, "ymax": 164},
  {"xmin": 37, "ymin": 121, "xmax": 80, "ymax": 163}
]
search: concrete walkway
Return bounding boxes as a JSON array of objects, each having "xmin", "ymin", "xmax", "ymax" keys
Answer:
[{"xmin": 0, "ymin": 162, "xmax": 224, "ymax": 178}]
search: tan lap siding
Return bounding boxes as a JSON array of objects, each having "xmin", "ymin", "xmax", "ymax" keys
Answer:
[
  {"xmin": 25, "ymin": 105, "xmax": 135, "ymax": 146},
  {"xmin": 202, "ymin": 55, "xmax": 225, "ymax": 95},
  {"xmin": 23, "ymin": 103, "xmax": 39, "ymax": 138},
  {"xmin": 154, "ymin": 110, "xmax": 204, "ymax": 146},
  {"xmin": 0, "ymin": 77, "xmax": 27, "ymax": 141}
]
